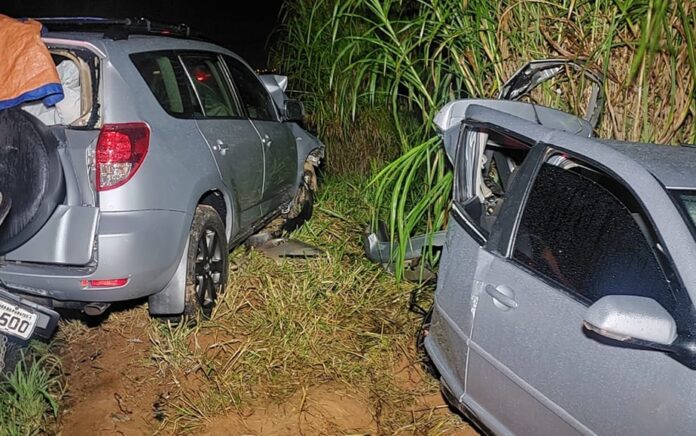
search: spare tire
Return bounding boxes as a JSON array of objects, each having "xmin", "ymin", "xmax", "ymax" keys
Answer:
[{"xmin": 0, "ymin": 108, "xmax": 65, "ymax": 255}]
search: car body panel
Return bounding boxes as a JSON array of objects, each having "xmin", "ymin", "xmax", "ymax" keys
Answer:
[
  {"xmin": 1, "ymin": 209, "xmax": 190, "ymax": 302},
  {"xmin": 195, "ymin": 117, "xmax": 265, "ymax": 229},
  {"xmin": 253, "ymin": 118, "xmax": 297, "ymax": 211},
  {"xmin": 5, "ymin": 205, "xmax": 98, "ymax": 265}
]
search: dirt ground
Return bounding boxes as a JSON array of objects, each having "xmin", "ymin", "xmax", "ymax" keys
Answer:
[
  {"xmin": 55, "ymin": 305, "xmax": 477, "ymax": 435},
  {"xmin": 52, "ymin": 181, "xmax": 478, "ymax": 435}
]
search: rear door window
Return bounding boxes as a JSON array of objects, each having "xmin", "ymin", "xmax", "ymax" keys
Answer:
[
  {"xmin": 224, "ymin": 57, "xmax": 277, "ymax": 121},
  {"xmin": 131, "ymin": 52, "xmax": 202, "ymax": 117},
  {"xmin": 180, "ymin": 54, "xmax": 242, "ymax": 118},
  {"xmin": 454, "ymin": 128, "xmax": 531, "ymax": 240}
]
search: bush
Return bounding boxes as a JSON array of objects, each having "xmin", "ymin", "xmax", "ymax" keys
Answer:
[{"xmin": 272, "ymin": 0, "xmax": 696, "ymax": 277}]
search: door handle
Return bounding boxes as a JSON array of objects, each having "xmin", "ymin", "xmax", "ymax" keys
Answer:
[
  {"xmin": 485, "ymin": 284, "xmax": 518, "ymax": 311},
  {"xmin": 214, "ymin": 139, "xmax": 229, "ymax": 156},
  {"xmin": 261, "ymin": 134, "xmax": 272, "ymax": 147}
]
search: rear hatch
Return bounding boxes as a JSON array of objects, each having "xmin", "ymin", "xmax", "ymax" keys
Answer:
[{"xmin": 2, "ymin": 44, "xmax": 101, "ymax": 266}]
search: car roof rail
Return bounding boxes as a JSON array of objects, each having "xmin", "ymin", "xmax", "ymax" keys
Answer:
[{"xmin": 33, "ymin": 17, "xmax": 194, "ymax": 41}]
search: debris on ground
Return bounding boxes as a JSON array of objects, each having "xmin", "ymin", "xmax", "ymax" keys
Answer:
[{"xmin": 255, "ymin": 237, "xmax": 325, "ymax": 263}]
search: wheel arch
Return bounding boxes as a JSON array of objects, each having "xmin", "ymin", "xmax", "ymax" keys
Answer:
[{"xmin": 191, "ymin": 183, "xmax": 240, "ymax": 243}]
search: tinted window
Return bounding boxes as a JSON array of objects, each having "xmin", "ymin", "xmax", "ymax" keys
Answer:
[
  {"xmin": 513, "ymin": 163, "xmax": 674, "ymax": 309},
  {"xmin": 131, "ymin": 52, "xmax": 202, "ymax": 117},
  {"xmin": 224, "ymin": 57, "xmax": 276, "ymax": 121},
  {"xmin": 181, "ymin": 55, "xmax": 241, "ymax": 118}
]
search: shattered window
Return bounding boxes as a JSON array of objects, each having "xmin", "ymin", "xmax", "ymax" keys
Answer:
[
  {"xmin": 674, "ymin": 191, "xmax": 696, "ymax": 231},
  {"xmin": 512, "ymin": 163, "xmax": 675, "ymax": 309},
  {"xmin": 456, "ymin": 129, "xmax": 530, "ymax": 237}
]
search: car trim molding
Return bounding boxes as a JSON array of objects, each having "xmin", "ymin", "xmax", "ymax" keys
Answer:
[
  {"xmin": 42, "ymin": 37, "xmax": 106, "ymax": 58},
  {"xmin": 452, "ymin": 203, "xmax": 486, "ymax": 245}
]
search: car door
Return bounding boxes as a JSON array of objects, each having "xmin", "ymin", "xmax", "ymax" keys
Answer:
[
  {"xmin": 180, "ymin": 52, "xmax": 265, "ymax": 229},
  {"xmin": 424, "ymin": 125, "xmax": 536, "ymax": 420},
  {"xmin": 469, "ymin": 149, "xmax": 696, "ymax": 435},
  {"xmin": 223, "ymin": 56, "xmax": 297, "ymax": 213}
]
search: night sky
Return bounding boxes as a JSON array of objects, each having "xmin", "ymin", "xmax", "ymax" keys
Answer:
[{"xmin": 2, "ymin": 0, "xmax": 286, "ymax": 68}]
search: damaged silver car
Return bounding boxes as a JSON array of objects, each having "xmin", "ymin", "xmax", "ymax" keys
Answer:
[{"xmin": 423, "ymin": 61, "xmax": 696, "ymax": 434}]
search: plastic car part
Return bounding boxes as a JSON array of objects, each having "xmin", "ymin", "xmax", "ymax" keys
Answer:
[
  {"xmin": 363, "ymin": 227, "xmax": 447, "ymax": 265},
  {"xmin": 498, "ymin": 59, "xmax": 604, "ymax": 129}
]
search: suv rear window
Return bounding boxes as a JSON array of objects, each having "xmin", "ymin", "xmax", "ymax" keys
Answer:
[{"xmin": 131, "ymin": 52, "xmax": 202, "ymax": 118}]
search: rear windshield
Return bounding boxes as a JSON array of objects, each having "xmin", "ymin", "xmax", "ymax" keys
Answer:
[{"xmin": 674, "ymin": 191, "xmax": 696, "ymax": 230}]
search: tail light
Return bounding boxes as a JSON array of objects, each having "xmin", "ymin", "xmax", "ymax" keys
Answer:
[
  {"xmin": 80, "ymin": 278, "xmax": 129, "ymax": 288},
  {"xmin": 96, "ymin": 123, "xmax": 150, "ymax": 191}
]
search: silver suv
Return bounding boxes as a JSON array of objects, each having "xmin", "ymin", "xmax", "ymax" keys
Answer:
[{"xmin": 0, "ymin": 18, "xmax": 323, "ymax": 320}]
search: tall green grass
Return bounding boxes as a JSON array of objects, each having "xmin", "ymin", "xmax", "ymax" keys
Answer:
[
  {"xmin": 0, "ymin": 343, "xmax": 62, "ymax": 435},
  {"xmin": 273, "ymin": 0, "xmax": 696, "ymax": 278}
]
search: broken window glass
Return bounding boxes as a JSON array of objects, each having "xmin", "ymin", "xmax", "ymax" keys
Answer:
[{"xmin": 512, "ymin": 162, "xmax": 675, "ymax": 310}]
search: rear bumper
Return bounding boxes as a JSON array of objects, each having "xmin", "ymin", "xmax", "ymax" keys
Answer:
[{"xmin": 0, "ymin": 209, "xmax": 191, "ymax": 303}]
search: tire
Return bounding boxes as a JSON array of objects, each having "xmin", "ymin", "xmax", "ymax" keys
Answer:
[
  {"xmin": 0, "ymin": 109, "xmax": 65, "ymax": 255},
  {"xmin": 183, "ymin": 205, "xmax": 228, "ymax": 320}
]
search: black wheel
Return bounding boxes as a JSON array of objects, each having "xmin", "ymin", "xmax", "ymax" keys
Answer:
[
  {"xmin": 0, "ymin": 109, "xmax": 65, "ymax": 255},
  {"xmin": 183, "ymin": 205, "xmax": 228, "ymax": 320}
]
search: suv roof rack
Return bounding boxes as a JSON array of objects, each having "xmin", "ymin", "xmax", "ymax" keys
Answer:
[{"xmin": 34, "ymin": 17, "xmax": 194, "ymax": 41}]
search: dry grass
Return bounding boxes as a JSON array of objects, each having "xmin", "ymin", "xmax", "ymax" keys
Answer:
[{"xmin": 142, "ymin": 175, "xmax": 466, "ymax": 434}]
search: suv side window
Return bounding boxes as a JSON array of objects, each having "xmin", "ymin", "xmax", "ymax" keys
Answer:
[
  {"xmin": 512, "ymin": 160, "xmax": 675, "ymax": 310},
  {"xmin": 180, "ymin": 54, "xmax": 241, "ymax": 118},
  {"xmin": 131, "ymin": 52, "xmax": 202, "ymax": 117},
  {"xmin": 224, "ymin": 57, "xmax": 277, "ymax": 121}
]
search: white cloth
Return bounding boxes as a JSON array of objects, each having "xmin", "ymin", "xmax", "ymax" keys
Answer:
[{"xmin": 22, "ymin": 60, "xmax": 81, "ymax": 125}]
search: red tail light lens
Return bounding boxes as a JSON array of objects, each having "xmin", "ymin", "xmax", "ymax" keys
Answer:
[
  {"xmin": 96, "ymin": 123, "xmax": 150, "ymax": 191},
  {"xmin": 80, "ymin": 278, "xmax": 129, "ymax": 288}
]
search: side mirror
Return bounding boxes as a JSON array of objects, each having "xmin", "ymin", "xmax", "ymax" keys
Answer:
[
  {"xmin": 583, "ymin": 295, "xmax": 677, "ymax": 347},
  {"xmin": 284, "ymin": 100, "xmax": 305, "ymax": 122}
]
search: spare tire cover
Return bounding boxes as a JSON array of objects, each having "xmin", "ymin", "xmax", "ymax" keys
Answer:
[{"xmin": 0, "ymin": 108, "xmax": 65, "ymax": 255}]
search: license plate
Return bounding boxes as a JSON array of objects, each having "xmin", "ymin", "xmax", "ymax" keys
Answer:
[{"xmin": 0, "ymin": 298, "xmax": 37, "ymax": 340}]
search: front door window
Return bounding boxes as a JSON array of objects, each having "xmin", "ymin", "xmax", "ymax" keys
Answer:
[{"xmin": 512, "ymin": 158, "xmax": 676, "ymax": 310}]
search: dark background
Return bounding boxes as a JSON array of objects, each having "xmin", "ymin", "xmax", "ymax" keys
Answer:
[{"xmin": 2, "ymin": 0, "xmax": 285, "ymax": 68}]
